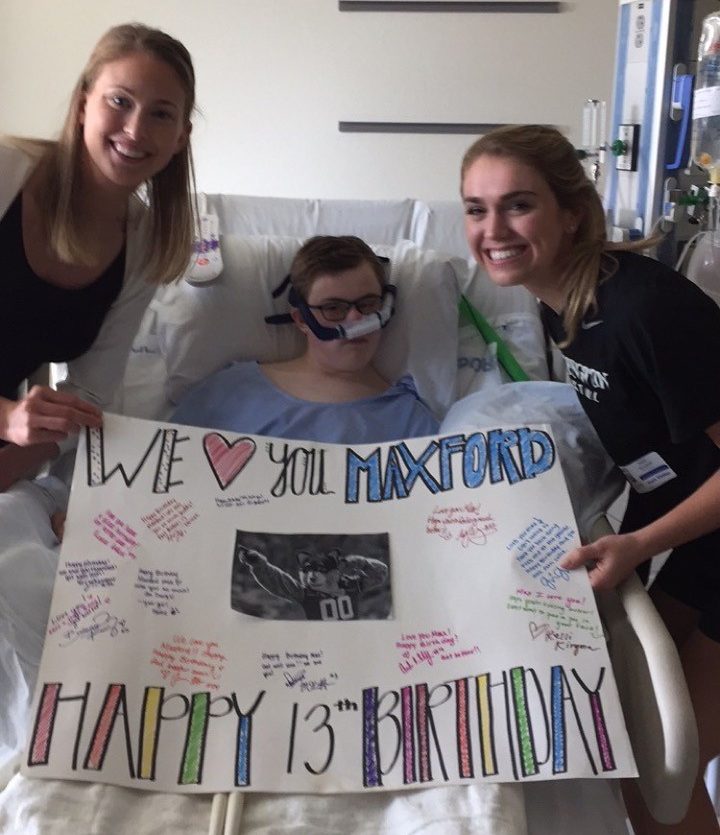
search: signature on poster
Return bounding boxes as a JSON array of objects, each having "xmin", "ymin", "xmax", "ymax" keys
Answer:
[
  {"xmin": 93, "ymin": 510, "xmax": 138, "ymax": 559},
  {"xmin": 528, "ymin": 621, "xmax": 601, "ymax": 656},
  {"xmin": 59, "ymin": 610, "xmax": 129, "ymax": 647},
  {"xmin": 507, "ymin": 587, "xmax": 604, "ymax": 641},
  {"xmin": 507, "ymin": 517, "xmax": 575, "ymax": 590},
  {"xmin": 395, "ymin": 628, "xmax": 480, "ymax": 674},
  {"xmin": 150, "ymin": 634, "xmax": 227, "ymax": 690},
  {"xmin": 426, "ymin": 502, "xmax": 498, "ymax": 547},
  {"xmin": 141, "ymin": 498, "xmax": 199, "ymax": 543},
  {"xmin": 260, "ymin": 649, "xmax": 339, "ymax": 692},
  {"xmin": 135, "ymin": 568, "xmax": 190, "ymax": 616},
  {"xmin": 215, "ymin": 494, "xmax": 270, "ymax": 509},
  {"xmin": 58, "ymin": 558, "xmax": 117, "ymax": 592},
  {"xmin": 48, "ymin": 593, "xmax": 106, "ymax": 638}
]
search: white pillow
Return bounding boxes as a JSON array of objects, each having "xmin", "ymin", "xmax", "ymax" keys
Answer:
[
  {"xmin": 156, "ymin": 235, "xmax": 461, "ymax": 418},
  {"xmin": 457, "ymin": 257, "xmax": 549, "ymax": 385}
]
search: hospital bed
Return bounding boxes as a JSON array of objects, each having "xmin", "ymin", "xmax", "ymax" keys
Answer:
[{"xmin": 0, "ymin": 193, "xmax": 699, "ymax": 834}]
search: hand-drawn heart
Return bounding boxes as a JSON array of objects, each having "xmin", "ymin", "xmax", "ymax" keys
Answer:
[
  {"xmin": 203, "ymin": 433, "xmax": 256, "ymax": 490},
  {"xmin": 528, "ymin": 622, "xmax": 546, "ymax": 640}
]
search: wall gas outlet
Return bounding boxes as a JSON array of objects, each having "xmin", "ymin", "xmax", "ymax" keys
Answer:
[{"xmin": 613, "ymin": 124, "xmax": 640, "ymax": 171}]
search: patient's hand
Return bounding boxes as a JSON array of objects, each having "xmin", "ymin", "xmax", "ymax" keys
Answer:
[
  {"xmin": 51, "ymin": 512, "xmax": 66, "ymax": 543},
  {"xmin": 560, "ymin": 533, "xmax": 647, "ymax": 590}
]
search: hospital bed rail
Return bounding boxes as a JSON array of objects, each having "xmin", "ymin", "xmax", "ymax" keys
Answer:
[{"xmin": 592, "ymin": 515, "xmax": 699, "ymax": 825}]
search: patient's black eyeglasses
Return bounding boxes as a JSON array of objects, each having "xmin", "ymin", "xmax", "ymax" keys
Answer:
[{"xmin": 307, "ymin": 294, "xmax": 384, "ymax": 322}]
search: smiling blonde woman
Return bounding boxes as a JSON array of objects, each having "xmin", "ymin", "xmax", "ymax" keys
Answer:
[
  {"xmin": 0, "ymin": 23, "xmax": 197, "ymax": 490},
  {"xmin": 461, "ymin": 123, "xmax": 720, "ymax": 835}
]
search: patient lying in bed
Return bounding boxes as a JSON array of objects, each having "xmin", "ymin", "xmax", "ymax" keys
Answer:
[
  {"xmin": 166, "ymin": 235, "xmax": 537, "ymax": 833},
  {"xmin": 0, "ymin": 233, "xmax": 635, "ymax": 835},
  {"xmin": 171, "ymin": 234, "xmax": 438, "ymax": 442},
  {"xmin": 0, "ymin": 235, "xmax": 528, "ymax": 834}
]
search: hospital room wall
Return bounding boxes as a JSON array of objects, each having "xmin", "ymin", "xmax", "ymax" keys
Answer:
[{"xmin": 0, "ymin": 0, "xmax": 618, "ymax": 201}]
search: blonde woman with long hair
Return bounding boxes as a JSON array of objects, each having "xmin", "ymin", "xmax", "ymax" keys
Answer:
[
  {"xmin": 461, "ymin": 124, "xmax": 720, "ymax": 835},
  {"xmin": 0, "ymin": 22, "xmax": 197, "ymax": 489}
]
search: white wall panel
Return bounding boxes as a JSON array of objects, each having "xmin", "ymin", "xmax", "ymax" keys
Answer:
[{"xmin": 0, "ymin": 0, "xmax": 618, "ymax": 199}]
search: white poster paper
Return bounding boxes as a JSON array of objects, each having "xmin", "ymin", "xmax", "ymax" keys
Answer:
[{"xmin": 23, "ymin": 414, "xmax": 637, "ymax": 793}]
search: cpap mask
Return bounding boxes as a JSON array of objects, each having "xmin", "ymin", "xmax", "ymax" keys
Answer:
[{"xmin": 265, "ymin": 270, "xmax": 397, "ymax": 342}]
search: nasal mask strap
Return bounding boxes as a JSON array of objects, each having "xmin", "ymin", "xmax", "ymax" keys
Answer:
[
  {"xmin": 292, "ymin": 285, "xmax": 396, "ymax": 341},
  {"xmin": 265, "ymin": 265, "xmax": 397, "ymax": 342}
]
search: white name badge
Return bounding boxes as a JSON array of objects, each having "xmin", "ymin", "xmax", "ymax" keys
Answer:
[{"xmin": 620, "ymin": 451, "xmax": 677, "ymax": 494}]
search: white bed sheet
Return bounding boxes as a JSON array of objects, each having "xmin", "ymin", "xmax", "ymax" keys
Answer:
[
  {"xmin": 0, "ymin": 776, "xmax": 530, "ymax": 835},
  {"xmin": 0, "ymin": 477, "xmax": 66, "ymax": 784}
]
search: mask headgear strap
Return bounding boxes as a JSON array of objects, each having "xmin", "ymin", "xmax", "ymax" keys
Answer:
[{"xmin": 265, "ymin": 257, "xmax": 396, "ymax": 341}]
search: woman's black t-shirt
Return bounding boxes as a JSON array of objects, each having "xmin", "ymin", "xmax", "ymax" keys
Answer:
[
  {"xmin": 542, "ymin": 250, "xmax": 720, "ymax": 534},
  {"xmin": 0, "ymin": 191, "xmax": 125, "ymax": 401}
]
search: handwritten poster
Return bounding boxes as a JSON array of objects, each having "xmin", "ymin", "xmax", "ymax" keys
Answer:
[{"xmin": 23, "ymin": 414, "xmax": 637, "ymax": 793}]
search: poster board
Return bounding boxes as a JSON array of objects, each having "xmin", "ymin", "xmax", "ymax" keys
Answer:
[{"xmin": 23, "ymin": 414, "xmax": 636, "ymax": 793}]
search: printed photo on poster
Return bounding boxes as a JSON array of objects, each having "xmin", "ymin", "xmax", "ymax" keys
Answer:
[{"xmin": 232, "ymin": 531, "xmax": 392, "ymax": 621}]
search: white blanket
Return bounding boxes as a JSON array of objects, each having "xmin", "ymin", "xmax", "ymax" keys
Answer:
[
  {"xmin": 0, "ymin": 774, "xmax": 528, "ymax": 834},
  {"xmin": 0, "ymin": 477, "xmax": 67, "ymax": 780}
]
